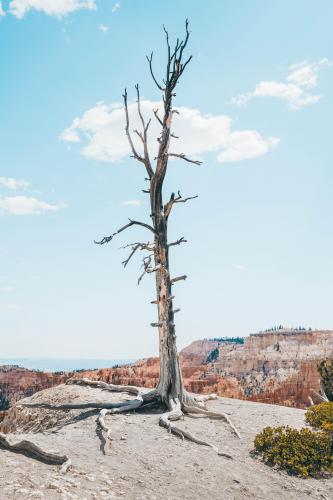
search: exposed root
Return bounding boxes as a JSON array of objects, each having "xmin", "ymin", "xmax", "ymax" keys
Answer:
[
  {"xmin": 181, "ymin": 390, "xmax": 241, "ymax": 438},
  {"xmin": 193, "ymin": 393, "xmax": 218, "ymax": 403},
  {"xmin": 0, "ymin": 432, "xmax": 71, "ymax": 473},
  {"xmin": 96, "ymin": 389, "xmax": 145, "ymax": 443},
  {"xmin": 98, "ymin": 409, "xmax": 112, "ymax": 441},
  {"xmin": 66, "ymin": 377, "xmax": 141, "ymax": 396},
  {"xmin": 22, "ymin": 378, "xmax": 151, "ymax": 411},
  {"xmin": 21, "ymin": 378, "xmax": 151, "ymax": 448},
  {"xmin": 159, "ymin": 398, "xmax": 233, "ymax": 459},
  {"xmin": 3, "ymin": 380, "xmax": 240, "ymax": 468},
  {"xmin": 183, "ymin": 405, "xmax": 241, "ymax": 439}
]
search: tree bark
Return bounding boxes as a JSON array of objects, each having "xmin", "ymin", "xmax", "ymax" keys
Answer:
[
  {"xmin": 152, "ymin": 201, "xmax": 184, "ymax": 404},
  {"xmin": 148, "ymin": 79, "xmax": 185, "ymax": 404}
]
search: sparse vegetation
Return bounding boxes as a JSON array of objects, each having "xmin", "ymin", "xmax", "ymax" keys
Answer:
[
  {"xmin": 255, "ymin": 401, "xmax": 333, "ymax": 477},
  {"xmin": 0, "ymin": 395, "xmax": 10, "ymax": 411},
  {"xmin": 259, "ymin": 325, "xmax": 312, "ymax": 333},
  {"xmin": 254, "ymin": 425, "xmax": 333, "ymax": 477},
  {"xmin": 305, "ymin": 402, "xmax": 333, "ymax": 431},
  {"xmin": 206, "ymin": 348, "xmax": 219, "ymax": 363},
  {"xmin": 207, "ymin": 337, "xmax": 244, "ymax": 344}
]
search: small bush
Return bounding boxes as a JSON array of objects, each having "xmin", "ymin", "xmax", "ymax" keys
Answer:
[
  {"xmin": 206, "ymin": 348, "xmax": 219, "ymax": 363},
  {"xmin": 305, "ymin": 402, "xmax": 333, "ymax": 431},
  {"xmin": 254, "ymin": 425, "xmax": 333, "ymax": 477}
]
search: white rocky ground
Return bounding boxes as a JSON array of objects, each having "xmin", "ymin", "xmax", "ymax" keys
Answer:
[{"xmin": 0, "ymin": 384, "xmax": 332, "ymax": 500}]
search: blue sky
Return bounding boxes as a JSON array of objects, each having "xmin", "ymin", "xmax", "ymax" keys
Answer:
[{"xmin": 0, "ymin": 0, "xmax": 332, "ymax": 359}]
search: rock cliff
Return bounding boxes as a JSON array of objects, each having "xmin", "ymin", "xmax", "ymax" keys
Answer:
[
  {"xmin": 71, "ymin": 331, "xmax": 332, "ymax": 408},
  {"xmin": 192, "ymin": 330, "xmax": 333, "ymax": 407},
  {"xmin": 0, "ymin": 366, "xmax": 67, "ymax": 412},
  {"xmin": 1, "ymin": 330, "xmax": 332, "ymax": 413}
]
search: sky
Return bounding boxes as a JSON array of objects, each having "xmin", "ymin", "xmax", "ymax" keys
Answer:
[{"xmin": 0, "ymin": 0, "xmax": 332, "ymax": 359}]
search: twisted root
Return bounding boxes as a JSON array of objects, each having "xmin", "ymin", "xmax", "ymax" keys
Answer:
[
  {"xmin": 183, "ymin": 405, "xmax": 241, "ymax": 439},
  {"xmin": 158, "ymin": 390, "xmax": 239, "ymax": 458},
  {"xmin": 4, "ymin": 378, "xmax": 240, "ymax": 468}
]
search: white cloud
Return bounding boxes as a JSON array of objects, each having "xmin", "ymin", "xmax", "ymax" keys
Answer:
[
  {"xmin": 0, "ymin": 176, "xmax": 30, "ymax": 190},
  {"xmin": 0, "ymin": 2, "xmax": 5, "ymax": 17},
  {"xmin": 8, "ymin": 0, "xmax": 96, "ymax": 19},
  {"xmin": 112, "ymin": 1, "xmax": 120, "ymax": 12},
  {"xmin": 0, "ymin": 196, "xmax": 65, "ymax": 215},
  {"xmin": 122, "ymin": 200, "xmax": 144, "ymax": 207},
  {"xmin": 98, "ymin": 23, "xmax": 108, "ymax": 32},
  {"xmin": 217, "ymin": 131, "xmax": 279, "ymax": 163},
  {"xmin": 61, "ymin": 100, "xmax": 278, "ymax": 164},
  {"xmin": 231, "ymin": 59, "xmax": 331, "ymax": 110},
  {"xmin": 235, "ymin": 264, "xmax": 246, "ymax": 271}
]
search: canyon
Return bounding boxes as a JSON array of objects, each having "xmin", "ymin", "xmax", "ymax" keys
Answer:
[
  {"xmin": 0, "ymin": 366, "xmax": 67, "ymax": 416},
  {"xmin": 1, "ymin": 329, "xmax": 332, "ymax": 414}
]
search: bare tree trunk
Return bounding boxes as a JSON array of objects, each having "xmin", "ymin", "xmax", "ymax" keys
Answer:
[{"xmin": 153, "ymin": 205, "xmax": 183, "ymax": 403}]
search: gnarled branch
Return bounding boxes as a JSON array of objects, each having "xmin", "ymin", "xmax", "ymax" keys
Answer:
[
  {"xmin": 171, "ymin": 275, "xmax": 187, "ymax": 284},
  {"xmin": 153, "ymin": 108, "xmax": 179, "ymax": 139},
  {"xmin": 95, "ymin": 219, "xmax": 155, "ymax": 245},
  {"xmin": 164, "ymin": 191, "xmax": 198, "ymax": 219},
  {"xmin": 121, "ymin": 241, "xmax": 155, "ymax": 268},
  {"xmin": 168, "ymin": 237, "xmax": 187, "ymax": 248},
  {"xmin": 135, "ymin": 84, "xmax": 153, "ymax": 175},
  {"xmin": 168, "ymin": 153, "xmax": 202, "ymax": 165},
  {"xmin": 146, "ymin": 52, "xmax": 165, "ymax": 91},
  {"xmin": 123, "ymin": 88, "xmax": 154, "ymax": 179}
]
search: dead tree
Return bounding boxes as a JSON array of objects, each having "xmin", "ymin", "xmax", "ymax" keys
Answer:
[
  {"xmin": 3, "ymin": 21, "xmax": 240, "ymax": 467},
  {"xmin": 87, "ymin": 20, "xmax": 240, "ymax": 441},
  {"xmin": 91, "ymin": 22, "xmax": 201, "ymax": 409}
]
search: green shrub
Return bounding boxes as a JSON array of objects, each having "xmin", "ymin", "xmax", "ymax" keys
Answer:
[
  {"xmin": 254, "ymin": 426, "xmax": 333, "ymax": 477},
  {"xmin": 305, "ymin": 402, "xmax": 333, "ymax": 432},
  {"xmin": 206, "ymin": 347, "xmax": 219, "ymax": 363}
]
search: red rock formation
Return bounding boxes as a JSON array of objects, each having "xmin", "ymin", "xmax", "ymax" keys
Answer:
[
  {"xmin": 0, "ymin": 366, "xmax": 67, "ymax": 412},
  {"xmin": 71, "ymin": 331, "xmax": 332, "ymax": 408},
  {"xmin": 209, "ymin": 330, "xmax": 333, "ymax": 407},
  {"xmin": 1, "ymin": 330, "xmax": 332, "ymax": 415}
]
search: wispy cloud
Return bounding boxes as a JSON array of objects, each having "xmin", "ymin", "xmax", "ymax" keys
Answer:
[
  {"xmin": 231, "ymin": 59, "xmax": 332, "ymax": 110},
  {"xmin": 235, "ymin": 264, "xmax": 246, "ymax": 271},
  {"xmin": 0, "ymin": 2, "xmax": 5, "ymax": 17},
  {"xmin": 122, "ymin": 200, "xmax": 144, "ymax": 207},
  {"xmin": 8, "ymin": 0, "xmax": 96, "ymax": 19},
  {"xmin": 98, "ymin": 23, "xmax": 109, "ymax": 32},
  {"xmin": 112, "ymin": 1, "xmax": 120, "ymax": 13},
  {"xmin": 0, "ymin": 196, "xmax": 66, "ymax": 215},
  {"xmin": 61, "ymin": 100, "xmax": 279, "ymax": 164},
  {"xmin": 0, "ymin": 177, "xmax": 66, "ymax": 215},
  {"xmin": 0, "ymin": 176, "xmax": 30, "ymax": 190}
]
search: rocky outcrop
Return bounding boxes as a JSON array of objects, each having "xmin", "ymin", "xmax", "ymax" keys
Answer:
[
  {"xmin": 0, "ymin": 366, "xmax": 67, "ymax": 411},
  {"xmin": 72, "ymin": 330, "xmax": 332, "ymax": 408},
  {"xmin": 209, "ymin": 329, "xmax": 333, "ymax": 406},
  {"xmin": 1, "ymin": 330, "xmax": 333, "ymax": 413}
]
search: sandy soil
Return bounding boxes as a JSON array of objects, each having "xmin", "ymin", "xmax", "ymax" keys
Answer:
[{"xmin": 0, "ymin": 384, "xmax": 332, "ymax": 500}]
